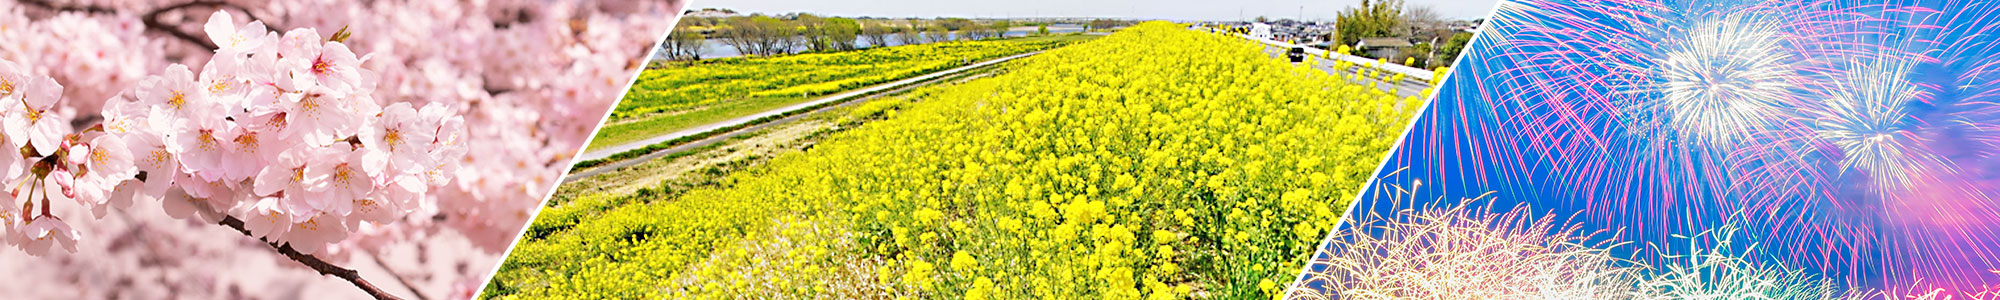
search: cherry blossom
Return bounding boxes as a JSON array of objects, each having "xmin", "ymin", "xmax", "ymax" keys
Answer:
[
  {"xmin": 71, "ymin": 135, "xmax": 136, "ymax": 216},
  {"xmin": 202, "ymin": 10, "xmax": 269, "ymax": 55},
  {"xmin": 17, "ymin": 216, "xmax": 78, "ymax": 256},
  {"xmin": 0, "ymin": 9, "xmax": 468, "ymax": 257},
  {"xmin": 4, "ymin": 74, "xmax": 65, "ymax": 156},
  {"xmin": 0, "ymin": 0, "xmax": 685, "ymax": 297}
]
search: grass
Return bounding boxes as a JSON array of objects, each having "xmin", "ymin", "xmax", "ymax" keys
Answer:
[
  {"xmin": 575, "ymin": 53, "xmax": 1033, "ymax": 170},
  {"xmin": 586, "ymin": 34, "xmax": 1099, "ymax": 153},
  {"xmin": 586, "ymin": 96, "xmax": 806, "ymax": 152}
]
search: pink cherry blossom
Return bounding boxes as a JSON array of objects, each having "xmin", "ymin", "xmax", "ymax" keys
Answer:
[
  {"xmin": 71, "ymin": 135, "xmax": 136, "ymax": 216},
  {"xmin": 214, "ymin": 125, "xmax": 273, "ymax": 181},
  {"xmin": 0, "ymin": 59, "xmax": 30, "ymax": 98},
  {"xmin": 363, "ymin": 102, "xmax": 438, "ymax": 169},
  {"xmin": 157, "ymin": 187, "xmax": 206, "ymax": 221},
  {"xmin": 303, "ymin": 144, "xmax": 381, "ymax": 215},
  {"xmin": 16, "ymin": 216, "xmax": 78, "ymax": 256},
  {"xmin": 44, "ymin": 169, "xmax": 73, "ymax": 206},
  {"xmin": 278, "ymin": 87, "xmax": 366, "ymax": 146},
  {"xmin": 240, "ymin": 197, "xmax": 292, "ymax": 240},
  {"xmin": 166, "ymin": 115, "xmax": 240, "ymax": 182},
  {"xmin": 202, "ymin": 10, "xmax": 269, "ymax": 55},
  {"xmin": 283, "ymin": 210, "xmax": 348, "ymax": 255},
  {"xmin": 162, "ymin": 173, "xmax": 232, "ymax": 223},
  {"xmin": 348, "ymin": 195, "xmax": 399, "ymax": 227},
  {"xmin": 252, "ymin": 147, "xmax": 325, "ymax": 212},
  {"xmin": 4, "ymin": 75, "xmax": 66, "ymax": 156},
  {"xmin": 0, "ymin": 1, "xmax": 685, "ymax": 297},
  {"xmin": 135, "ymin": 64, "xmax": 212, "ymax": 128},
  {"xmin": 275, "ymin": 29, "xmax": 366, "ymax": 93},
  {"xmin": 123, "ymin": 134, "xmax": 177, "ymax": 195},
  {"xmin": 97, "ymin": 98, "xmax": 149, "ymax": 136}
]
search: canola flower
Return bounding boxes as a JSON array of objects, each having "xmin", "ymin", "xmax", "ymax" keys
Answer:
[{"xmin": 486, "ymin": 21, "xmax": 1423, "ymax": 299}]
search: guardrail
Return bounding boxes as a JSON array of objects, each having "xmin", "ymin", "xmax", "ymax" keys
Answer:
[{"xmin": 1208, "ymin": 29, "xmax": 1437, "ymax": 83}]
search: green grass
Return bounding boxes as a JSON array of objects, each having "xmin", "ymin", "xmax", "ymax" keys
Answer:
[
  {"xmin": 587, "ymin": 96, "xmax": 805, "ymax": 151},
  {"xmin": 585, "ymin": 34, "xmax": 1098, "ymax": 153}
]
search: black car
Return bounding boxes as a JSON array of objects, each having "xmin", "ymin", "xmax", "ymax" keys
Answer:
[{"xmin": 1288, "ymin": 47, "xmax": 1306, "ymax": 63}]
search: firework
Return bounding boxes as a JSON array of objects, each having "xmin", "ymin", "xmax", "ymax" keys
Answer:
[
  {"xmin": 1302, "ymin": 0, "xmax": 2000, "ymax": 296},
  {"xmin": 1625, "ymin": 9, "xmax": 1800, "ymax": 149}
]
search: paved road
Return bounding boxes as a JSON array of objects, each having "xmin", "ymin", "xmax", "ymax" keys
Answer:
[
  {"xmin": 563, "ymin": 64, "xmax": 1006, "ymax": 182},
  {"xmin": 1259, "ymin": 46, "xmax": 1434, "ymax": 97},
  {"xmin": 1211, "ymin": 29, "xmax": 1434, "ymax": 97},
  {"xmin": 578, "ymin": 51, "xmax": 1043, "ymax": 163}
]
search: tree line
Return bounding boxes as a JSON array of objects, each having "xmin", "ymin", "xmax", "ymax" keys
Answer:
[
  {"xmin": 659, "ymin": 13, "xmax": 1042, "ymax": 61},
  {"xmin": 1330, "ymin": 0, "xmax": 1476, "ymax": 68}
]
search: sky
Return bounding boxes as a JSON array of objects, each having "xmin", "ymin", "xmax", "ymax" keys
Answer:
[{"xmin": 685, "ymin": 0, "xmax": 1499, "ymax": 22}]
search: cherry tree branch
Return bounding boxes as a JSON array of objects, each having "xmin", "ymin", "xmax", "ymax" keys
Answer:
[
  {"xmin": 21, "ymin": 0, "xmax": 273, "ymax": 51},
  {"xmin": 218, "ymin": 216, "xmax": 405, "ymax": 300},
  {"xmin": 369, "ymin": 251, "xmax": 435, "ymax": 300},
  {"xmin": 141, "ymin": 1, "xmax": 252, "ymax": 51},
  {"xmin": 13, "ymin": 0, "xmax": 116, "ymax": 14}
]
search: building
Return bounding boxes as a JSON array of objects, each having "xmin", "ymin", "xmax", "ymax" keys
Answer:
[{"xmin": 1250, "ymin": 22, "xmax": 1273, "ymax": 39}]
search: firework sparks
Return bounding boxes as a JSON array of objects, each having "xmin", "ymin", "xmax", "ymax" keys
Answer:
[
  {"xmin": 1628, "ymin": 11, "xmax": 1800, "ymax": 148},
  {"xmin": 1298, "ymin": 0, "xmax": 2000, "ymax": 296},
  {"xmin": 1812, "ymin": 57, "xmax": 1950, "ymax": 195}
]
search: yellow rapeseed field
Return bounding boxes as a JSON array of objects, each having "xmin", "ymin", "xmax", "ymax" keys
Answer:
[{"xmin": 487, "ymin": 21, "xmax": 1428, "ymax": 299}]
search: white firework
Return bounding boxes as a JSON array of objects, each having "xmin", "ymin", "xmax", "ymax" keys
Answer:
[
  {"xmin": 1630, "ymin": 11, "xmax": 1798, "ymax": 147},
  {"xmin": 1814, "ymin": 57, "xmax": 1948, "ymax": 194}
]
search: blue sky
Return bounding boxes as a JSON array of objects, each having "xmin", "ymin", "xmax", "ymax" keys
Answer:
[{"xmin": 1303, "ymin": 0, "xmax": 2000, "ymax": 293}]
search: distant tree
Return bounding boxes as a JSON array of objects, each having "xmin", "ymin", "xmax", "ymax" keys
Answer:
[
  {"xmin": 1335, "ymin": 0, "xmax": 1403, "ymax": 45},
  {"xmin": 794, "ymin": 14, "xmax": 827, "ymax": 52},
  {"xmin": 833, "ymin": 18, "xmax": 862, "ymax": 49},
  {"xmin": 1037, "ymin": 24, "xmax": 1049, "ymax": 35},
  {"xmin": 939, "ymin": 18, "xmax": 973, "ymax": 31},
  {"xmin": 1402, "ymin": 5, "xmax": 1443, "ymax": 38},
  {"xmin": 962, "ymin": 20, "xmax": 1001, "ymax": 40},
  {"xmin": 1409, "ymin": 42, "xmax": 1433, "ymax": 68},
  {"xmin": 990, "ymin": 20, "xmax": 1013, "ymax": 39},
  {"xmin": 1088, "ymin": 19, "xmax": 1123, "ymax": 31},
  {"xmin": 862, "ymin": 23, "xmax": 893, "ymax": 48},
  {"xmin": 659, "ymin": 23, "xmax": 706, "ymax": 61},
  {"xmin": 802, "ymin": 17, "xmax": 860, "ymax": 51},
  {"xmin": 926, "ymin": 23, "xmax": 953, "ymax": 42},
  {"xmin": 935, "ymin": 18, "xmax": 974, "ymax": 40},
  {"xmin": 1254, "ymin": 16, "xmax": 1270, "ymax": 23},
  {"xmin": 1435, "ymin": 31, "xmax": 1474, "ymax": 67},
  {"xmin": 900, "ymin": 23, "xmax": 927, "ymax": 45},
  {"xmin": 675, "ymin": 16, "xmax": 711, "ymax": 27},
  {"xmin": 718, "ymin": 14, "xmax": 796, "ymax": 56}
]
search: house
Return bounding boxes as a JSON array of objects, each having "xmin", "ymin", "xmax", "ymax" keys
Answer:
[
  {"xmin": 1250, "ymin": 22, "xmax": 1274, "ymax": 39},
  {"xmin": 1356, "ymin": 37, "xmax": 1412, "ymax": 59}
]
